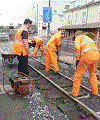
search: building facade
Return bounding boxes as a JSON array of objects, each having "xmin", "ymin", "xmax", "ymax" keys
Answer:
[
  {"xmin": 58, "ymin": 1, "xmax": 100, "ymax": 41},
  {"xmin": 38, "ymin": 15, "xmax": 47, "ymax": 36}
]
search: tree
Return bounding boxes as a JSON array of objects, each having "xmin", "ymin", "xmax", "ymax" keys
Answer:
[{"xmin": 83, "ymin": 32, "xmax": 95, "ymax": 39}]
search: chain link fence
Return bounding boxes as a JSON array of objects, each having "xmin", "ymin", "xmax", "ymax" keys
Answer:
[{"xmin": 60, "ymin": 39, "xmax": 75, "ymax": 61}]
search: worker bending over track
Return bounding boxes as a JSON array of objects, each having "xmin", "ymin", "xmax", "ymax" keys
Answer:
[
  {"xmin": 31, "ymin": 36, "xmax": 44, "ymax": 58},
  {"xmin": 45, "ymin": 31, "xmax": 62, "ymax": 73},
  {"xmin": 71, "ymin": 31, "xmax": 100, "ymax": 97}
]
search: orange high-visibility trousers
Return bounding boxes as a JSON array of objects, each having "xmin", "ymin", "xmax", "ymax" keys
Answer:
[
  {"xmin": 72, "ymin": 50, "xmax": 99, "ymax": 96},
  {"xmin": 33, "ymin": 40, "xmax": 44, "ymax": 57},
  {"xmin": 45, "ymin": 45, "xmax": 59, "ymax": 72}
]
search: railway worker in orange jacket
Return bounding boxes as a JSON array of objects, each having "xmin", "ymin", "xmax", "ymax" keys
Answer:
[
  {"xmin": 13, "ymin": 18, "xmax": 32, "ymax": 75},
  {"xmin": 32, "ymin": 36, "xmax": 44, "ymax": 58},
  {"xmin": 71, "ymin": 31, "xmax": 100, "ymax": 97},
  {"xmin": 45, "ymin": 31, "xmax": 62, "ymax": 73}
]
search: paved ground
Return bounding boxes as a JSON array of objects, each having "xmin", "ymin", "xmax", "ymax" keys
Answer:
[
  {"xmin": 0, "ymin": 41, "xmax": 68, "ymax": 120},
  {"xmin": 0, "ymin": 39, "xmax": 100, "ymax": 120}
]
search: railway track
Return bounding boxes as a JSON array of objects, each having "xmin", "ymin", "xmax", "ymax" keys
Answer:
[
  {"xmin": 36, "ymin": 56, "xmax": 100, "ymax": 91},
  {"xmin": 28, "ymin": 58, "xmax": 100, "ymax": 120}
]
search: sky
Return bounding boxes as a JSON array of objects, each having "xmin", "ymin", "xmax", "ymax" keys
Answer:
[{"xmin": 0, "ymin": 0, "xmax": 99, "ymax": 26}]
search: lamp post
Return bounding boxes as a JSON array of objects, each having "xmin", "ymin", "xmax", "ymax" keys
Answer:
[
  {"xmin": 47, "ymin": 0, "xmax": 51, "ymax": 38},
  {"xmin": 80, "ymin": 0, "xmax": 87, "ymax": 6},
  {"xmin": 33, "ymin": 4, "xmax": 38, "ymax": 35},
  {"xmin": 37, "ymin": 4, "xmax": 38, "ymax": 35},
  {"xmin": 33, "ymin": 6, "xmax": 36, "ymax": 25},
  {"xmin": 70, "ymin": 1, "xmax": 76, "ymax": 8},
  {"xmin": 0, "ymin": 14, "xmax": 2, "ymax": 26}
]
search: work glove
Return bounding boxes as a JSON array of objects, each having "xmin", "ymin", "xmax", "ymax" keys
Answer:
[
  {"xmin": 76, "ymin": 60, "xmax": 80, "ymax": 67},
  {"xmin": 28, "ymin": 40, "xmax": 36, "ymax": 48},
  {"xmin": 31, "ymin": 40, "xmax": 36, "ymax": 47},
  {"xmin": 56, "ymin": 44, "xmax": 61, "ymax": 51},
  {"xmin": 56, "ymin": 51, "xmax": 59, "ymax": 56},
  {"xmin": 56, "ymin": 51, "xmax": 60, "ymax": 61},
  {"xmin": 29, "ymin": 42, "xmax": 32, "ymax": 48}
]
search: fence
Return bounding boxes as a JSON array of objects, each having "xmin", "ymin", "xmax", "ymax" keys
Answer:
[
  {"xmin": 59, "ymin": 38, "xmax": 100, "ymax": 67},
  {"xmin": 60, "ymin": 39, "xmax": 75, "ymax": 59}
]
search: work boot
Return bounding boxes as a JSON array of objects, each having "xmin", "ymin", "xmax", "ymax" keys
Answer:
[
  {"xmin": 88, "ymin": 94, "xmax": 98, "ymax": 99},
  {"xmin": 68, "ymin": 91, "xmax": 78, "ymax": 99},
  {"xmin": 54, "ymin": 71, "xmax": 61, "ymax": 77},
  {"xmin": 78, "ymin": 94, "xmax": 90, "ymax": 99},
  {"xmin": 54, "ymin": 71, "xmax": 60, "ymax": 75}
]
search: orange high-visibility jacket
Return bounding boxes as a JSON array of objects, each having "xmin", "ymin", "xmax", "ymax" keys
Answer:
[
  {"xmin": 33, "ymin": 36, "xmax": 43, "ymax": 43},
  {"xmin": 46, "ymin": 32, "xmax": 61, "ymax": 50},
  {"xmin": 13, "ymin": 26, "xmax": 29, "ymax": 56},
  {"xmin": 75, "ymin": 35, "xmax": 98, "ymax": 60}
]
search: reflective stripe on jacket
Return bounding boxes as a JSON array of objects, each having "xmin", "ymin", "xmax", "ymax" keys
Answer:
[
  {"xmin": 13, "ymin": 26, "xmax": 29, "ymax": 56},
  {"xmin": 75, "ymin": 35, "xmax": 98, "ymax": 60}
]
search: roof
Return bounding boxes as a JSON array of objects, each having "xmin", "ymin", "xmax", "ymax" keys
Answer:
[
  {"xmin": 58, "ymin": 22, "xmax": 100, "ymax": 30},
  {"xmin": 15, "ymin": 24, "xmax": 22, "ymax": 29},
  {"xmin": 63, "ymin": 1, "xmax": 100, "ymax": 13}
]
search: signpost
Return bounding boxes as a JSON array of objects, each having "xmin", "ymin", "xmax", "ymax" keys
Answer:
[
  {"xmin": 43, "ymin": 7, "xmax": 52, "ymax": 39},
  {"xmin": 43, "ymin": 7, "xmax": 52, "ymax": 23}
]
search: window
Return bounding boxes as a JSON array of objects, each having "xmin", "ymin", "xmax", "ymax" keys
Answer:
[
  {"xmin": 99, "ymin": 7, "xmax": 100, "ymax": 22},
  {"xmin": 68, "ymin": 15, "xmax": 71, "ymax": 25},
  {"xmin": 82, "ymin": 12, "xmax": 86, "ymax": 23},
  {"xmin": 75, "ymin": 13, "xmax": 78, "ymax": 24},
  {"xmin": 42, "ymin": 23, "xmax": 47, "ymax": 30},
  {"xmin": 42, "ymin": 27, "xmax": 46, "ymax": 30}
]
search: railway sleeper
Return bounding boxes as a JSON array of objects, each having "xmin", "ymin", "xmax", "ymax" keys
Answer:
[
  {"xmin": 37, "ymin": 84, "xmax": 52, "ymax": 90},
  {"xmin": 48, "ymin": 97, "xmax": 65, "ymax": 105},
  {"xmin": 59, "ymin": 84, "xmax": 72, "ymax": 88},
  {"xmin": 77, "ymin": 103, "xmax": 100, "ymax": 120},
  {"xmin": 57, "ymin": 103, "xmax": 82, "ymax": 120},
  {"xmin": 28, "ymin": 59, "xmax": 100, "ymax": 120}
]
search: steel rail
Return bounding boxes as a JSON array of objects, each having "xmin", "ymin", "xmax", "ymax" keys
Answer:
[
  {"xmin": 28, "ymin": 60, "xmax": 100, "ymax": 120},
  {"xmin": 30, "ymin": 58, "xmax": 100, "ymax": 99}
]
